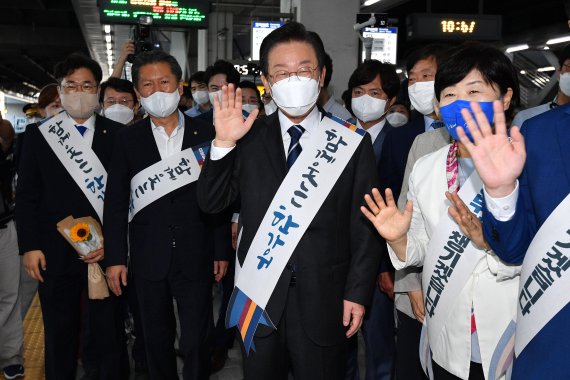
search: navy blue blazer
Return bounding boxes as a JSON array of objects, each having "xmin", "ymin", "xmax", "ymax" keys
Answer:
[{"xmin": 482, "ymin": 104, "xmax": 570, "ymax": 379}]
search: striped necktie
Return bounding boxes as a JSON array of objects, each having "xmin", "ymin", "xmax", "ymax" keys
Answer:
[
  {"xmin": 287, "ymin": 125, "xmax": 305, "ymax": 169},
  {"xmin": 75, "ymin": 125, "xmax": 87, "ymax": 136}
]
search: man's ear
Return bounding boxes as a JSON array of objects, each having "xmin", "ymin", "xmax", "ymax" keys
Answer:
[
  {"xmin": 319, "ymin": 67, "xmax": 326, "ymax": 89},
  {"xmin": 178, "ymin": 81, "xmax": 184, "ymax": 95},
  {"xmin": 261, "ymin": 74, "xmax": 271, "ymax": 96}
]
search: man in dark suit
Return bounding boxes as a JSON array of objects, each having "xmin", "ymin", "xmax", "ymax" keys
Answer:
[
  {"xmin": 104, "ymin": 50, "xmax": 231, "ymax": 380},
  {"xmin": 467, "ymin": 103, "xmax": 570, "ymax": 380},
  {"xmin": 344, "ymin": 60, "xmax": 401, "ymax": 380},
  {"xmin": 16, "ymin": 54, "xmax": 128, "ymax": 380},
  {"xmin": 376, "ymin": 44, "xmax": 449, "ymax": 380},
  {"xmin": 196, "ymin": 22, "xmax": 381, "ymax": 380}
]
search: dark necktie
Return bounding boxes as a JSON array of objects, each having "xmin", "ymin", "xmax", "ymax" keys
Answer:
[
  {"xmin": 430, "ymin": 120, "xmax": 445, "ymax": 129},
  {"xmin": 75, "ymin": 125, "xmax": 87, "ymax": 136},
  {"xmin": 287, "ymin": 125, "xmax": 305, "ymax": 169}
]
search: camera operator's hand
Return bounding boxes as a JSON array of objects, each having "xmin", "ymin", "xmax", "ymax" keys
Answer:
[{"xmin": 111, "ymin": 41, "xmax": 135, "ymax": 78}]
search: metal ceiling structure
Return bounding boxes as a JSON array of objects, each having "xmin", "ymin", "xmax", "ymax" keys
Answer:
[{"xmin": 0, "ymin": 0, "xmax": 569, "ymax": 107}]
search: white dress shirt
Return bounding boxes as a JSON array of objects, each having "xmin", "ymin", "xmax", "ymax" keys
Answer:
[
  {"xmin": 484, "ymin": 181, "xmax": 519, "ymax": 221},
  {"xmin": 151, "ymin": 111, "xmax": 185, "ymax": 159},
  {"xmin": 70, "ymin": 113, "xmax": 96, "ymax": 147},
  {"xmin": 210, "ymin": 106, "xmax": 321, "ymax": 160},
  {"xmin": 424, "ymin": 114, "xmax": 436, "ymax": 132},
  {"xmin": 356, "ymin": 119, "xmax": 386, "ymax": 144}
]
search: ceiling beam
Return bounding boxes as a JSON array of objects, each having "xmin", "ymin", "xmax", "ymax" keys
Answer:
[{"xmin": 0, "ymin": 26, "xmax": 84, "ymax": 48}]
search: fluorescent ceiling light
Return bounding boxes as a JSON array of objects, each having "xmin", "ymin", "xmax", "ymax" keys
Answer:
[
  {"xmin": 544, "ymin": 46, "xmax": 550, "ymax": 50},
  {"xmin": 105, "ymin": 35, "xmax": 112, "ymax": 43},
  {"xmin": 104, "ymin": 25, "xmax": 111, "ymax": 34},
  {"xmin": 537, "ymin": 66, "xmax": 556, "ymax": 72},
  {"xmin": 546, "ymin": 35, "xmax": 570, "ymax": 45},
  {"xmin": 396, "ymin": 68, "xmax": 403, "ymax": 74},
  {"xmin": 520, "ymin": 70, "xmax": 527, "ymax": 75},
  {"xmin": 506, "ymin": 44, "xmax": 529, "ymax": 53},
  {"xmin": 362, "ymin": 0, "xmax": 380, "ymax": 6},
  {"xmin": 106, "ymin": 42, "xmax": 112, "ymax": 50}
]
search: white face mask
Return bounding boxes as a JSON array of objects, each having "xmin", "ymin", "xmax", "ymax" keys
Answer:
[
  {"xmin": 264, "ymin": 100, "xmax": 278, "ymax": 115},
  {"xmin": 270, "ymin": 77, "xmax": 320, "ymax": 117},
  {"xmin": 559, "ymin": 72, "xmax": 570, "ymax": 96},
  {"xmin": 242, "ymin": 103, "xmax": 259, "ymax": 114},
  {"xmin": 385, "ymin": 112, "xmax": 409, "ymax": 127},
  {"xmin": 104, "ymin": 104, "xmax": 135, "ymax": 125},
  {"xmin": 140, "ymin": 89, "xmax": 180, "ymax": 118},
  {"xmin": 408, "ymin": 80, "xmax": 436, "ymax": 115},
  {"xmin": 351, "ymin": 95, "xmax": 387, "ymax": 123},
  {"xmin": 208, "ymin": 90, "xmax": 223, "ymax": 107},
  {"xmin": 193, "ymin": 90, "xmax": 210, "ymax": 106},
  {"xmin": 60, "ymin": 92, "xmax": 100, "ymax": 120}
]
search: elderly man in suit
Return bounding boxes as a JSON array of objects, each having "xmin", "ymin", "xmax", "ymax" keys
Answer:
[
  {"xmin": 16, "ymin": 54, "xmax": 128, "ymax": 380},
  {"xmin": 196, "ymin": 22, "xmax": 381, "ymax": 380},
  {"xmin": 104, "ymin": 50, "xmax": 231, "ymax": 380}
]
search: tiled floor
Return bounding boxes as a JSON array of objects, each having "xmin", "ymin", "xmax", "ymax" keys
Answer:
[{"xmin": 13, "ymin": 291, "xmax": 365, "ymax": 380}]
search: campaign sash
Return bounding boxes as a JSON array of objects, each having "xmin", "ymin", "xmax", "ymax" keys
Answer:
[
  {"xmin": 128, "ymin": 142, "xmax": 209, "ymax": 221},
  {"xmin": 421, "ymin": 172, "xmax": 486, "ymax": 362},
  {"xmin": 226, "ymin": 114, "xmax": 365, "ymax": 354},
  {"xmin": 38, "ymin": 111, "xmax": 107, "ymax": 222},
  {"xmin": 514, "ymin": 192, "xmax": 570, "ymax": 355}
]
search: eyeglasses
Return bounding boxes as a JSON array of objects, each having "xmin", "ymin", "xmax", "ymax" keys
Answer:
[
  {"xmin": 103, "ymin": 98, "xmax": 135, "ymax": 107},
  {"xmin": 60, "ymin": 82, "xmax": 98, "ymax": 93},
  {"xmin": 268, "ymin": 66, "xmax": 318, "ymax": 83}
]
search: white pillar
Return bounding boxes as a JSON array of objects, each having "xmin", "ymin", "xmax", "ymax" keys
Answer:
[
  {"xmin": 197, "ymin": 29, "xmax": 208, "ymax": 71},
  {"xmin": 298, "ymin": 0, "xmax": 360, "ymax": 99},
  {"xmin": 170, "ymin": 31, "xmax": 188, "ymax": 78}
]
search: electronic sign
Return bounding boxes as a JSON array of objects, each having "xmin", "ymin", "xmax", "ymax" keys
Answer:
[
  {"xmin": 361, "ymin": 27, "xmax": 398, "ymax": 64},
  {"xmin": 251, "ymin": 21, "xmax": 285, "ymax": 61},
  {"xmin": 99, "ymin": 0, "xmax": 208, "ymax": 28},
  {"xmin": 407, "ymin": 13, "xmax": 502, "ymax": 40}
]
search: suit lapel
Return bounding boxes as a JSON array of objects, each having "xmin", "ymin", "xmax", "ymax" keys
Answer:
[
  {"xmin": 181, "ymin": 114, "xmax": 202, "ymax": 150},
  {"xmin": 372, "ymin": 123, "xmax": 392, "ymax": 163},
  {"xmin": 92, "ymin": 115, "xmax": 110, "ymax": 164},
  {"xmin": 263, "ymin": 113, "xmax": 287, "ymax": 180},
  {"xmin": 556, "ymin": 108, "xmax": 570, "ymax": 184}
]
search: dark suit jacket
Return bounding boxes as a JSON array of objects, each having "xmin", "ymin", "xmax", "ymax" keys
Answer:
[
  {"xmin": 377, "ymin": 114, "xmax": 425, "ymax": 202},
  {"xmin": 103, "ymin": 114, "xmax": 231, "ymax": 282},
  {"xmin": 482, "ymin": 104, "xmax": 570, "ymax": 380},
  {"xmin": 196, "ymin": 110, "xmax": 381, "ymax": 346},
  {"xmin": 16, "ymin": 114, "xmax": 123, "ymax": 276}
]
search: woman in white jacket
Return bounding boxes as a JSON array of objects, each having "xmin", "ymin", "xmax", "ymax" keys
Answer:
[{"xmin": 362, "ymin": 43, "xmax": 521, "ymax": 380}]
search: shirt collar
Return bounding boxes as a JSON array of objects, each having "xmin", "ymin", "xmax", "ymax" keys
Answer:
[
  {"xmin": 423, "ymin": 114, "xmax": 435, "ymax": 131},
  {"xmin": 356, "ymin": 119, "xmax": 386, "ymax": 143},
  {"xmin": 69, "ymin": 113, "xmax": 96, "ymax": 130},
  {"xmin": 278, "ymin": 106, "xmax": 320, "ymax": 138},
  {"xmin": 151, "ymin": 110, "xmax": 185, "ymax": 132}
]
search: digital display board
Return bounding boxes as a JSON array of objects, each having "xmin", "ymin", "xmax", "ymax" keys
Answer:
[
  {"xmin": 251, "ymin": 21, "xmax": 285, "ymax": 61},
  {"xmin": 407, "ymin": 13, "xmax": 502, "ymax": 41},
  {"xmin": 361, "ymin": 27, "xmax": 398, "ymax": 64},
  {"xmin": 99, "ymin": 0, "xmax": 208, "ymax": 28}
]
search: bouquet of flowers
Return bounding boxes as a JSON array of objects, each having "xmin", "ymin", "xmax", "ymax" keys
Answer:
[{"xmin": 57, "ymin": 216, "xmax": 109, "ymax": 299}]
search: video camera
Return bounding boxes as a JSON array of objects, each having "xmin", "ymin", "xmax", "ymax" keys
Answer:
[{"xmin": 127, "ymin": 15, "xmax": 155, "ymax": 63}]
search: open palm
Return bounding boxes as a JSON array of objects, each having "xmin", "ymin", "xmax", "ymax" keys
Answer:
[
  {"xmin": 361, "ymin": 188, "xmax": 412, "ymax": 242},
  {"xmin": 212, "ymin": 84, "xmax": 259, "ymax": 147},
  {"xmin": 456, "ymin": 101, "xmax": 526, "ymax": 197}
]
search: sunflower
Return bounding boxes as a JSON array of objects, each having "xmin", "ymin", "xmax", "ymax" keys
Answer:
[{"xmin": 70, "ymin": 223, "xmax": 91, "ymax": 242}]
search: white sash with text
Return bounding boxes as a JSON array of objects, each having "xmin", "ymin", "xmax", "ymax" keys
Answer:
[{"xmin": 38, "ymin": 111, "xmax": 107, "ymax": 222}]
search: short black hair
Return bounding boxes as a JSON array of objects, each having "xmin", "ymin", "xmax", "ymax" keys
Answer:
[
  {"xmin": 99, "ymin": 77, "xmax": 137, "ymax": 104},
  {"xmin": 565, "ymin": 0, "xmax": 570, "ymax": 18},
  {"xmin": 346, "ymin": 60, "xmax": 401, "ymax": 115},
  {"xmin": 189, "ymin": 71, "xmax": 206, "ymax": 85},
  {"xmin": 238, "ymin": 80, "xmax": 262, "ymax": 103},
  {"xmin": 405, "ymin": 44, "xmax": 450, "ymax": 75},
  {"xmin": 131, "ymin": 50, "xmax": 182, "ymax": 89},
  {"xmin": 259, "ymin": 21, "xmax": 326, "ymax": 76},
  {"xmin": 559, "ymin": 44, "xmax": 570, "ymax": 67},
  {"xmin": 54, "ymin": 53, "xmax": 102, "ymax": 84},
  {"xmin": 323, "ymin": 52, "xmax": 333, "ymax": 88},
  {"xmin": 204, "ymin": 60, "xmax": 240, "ymax": 86},
  {"xmin": 434, "ymin": 42, "xmax": 520, "ymax": 118}
]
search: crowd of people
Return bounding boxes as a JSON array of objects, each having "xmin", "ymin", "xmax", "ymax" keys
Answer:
[{"xmin": 0, "ymin": 11, "xmax": 569, "ymax": 380}]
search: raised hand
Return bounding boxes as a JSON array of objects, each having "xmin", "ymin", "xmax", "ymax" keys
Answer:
[
  {"xmin": 456, "ymin": 101, "xmax": 526, "ymax": 198},
  {"xmin": 446, "ymin": 191, "xmax": 489, "ymax": 250},
  {"xmin": 212, "ymin": 84, "xmax": 259, "ymax": 148},
  {"xmin": 361, "ymin": 188, "xmax": 412, "ymax": 243}
]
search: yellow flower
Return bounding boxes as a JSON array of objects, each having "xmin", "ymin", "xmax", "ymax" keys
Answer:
[{"xmin": 70, "ymin": 223, "xmax": 90, "ymax": 242}]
